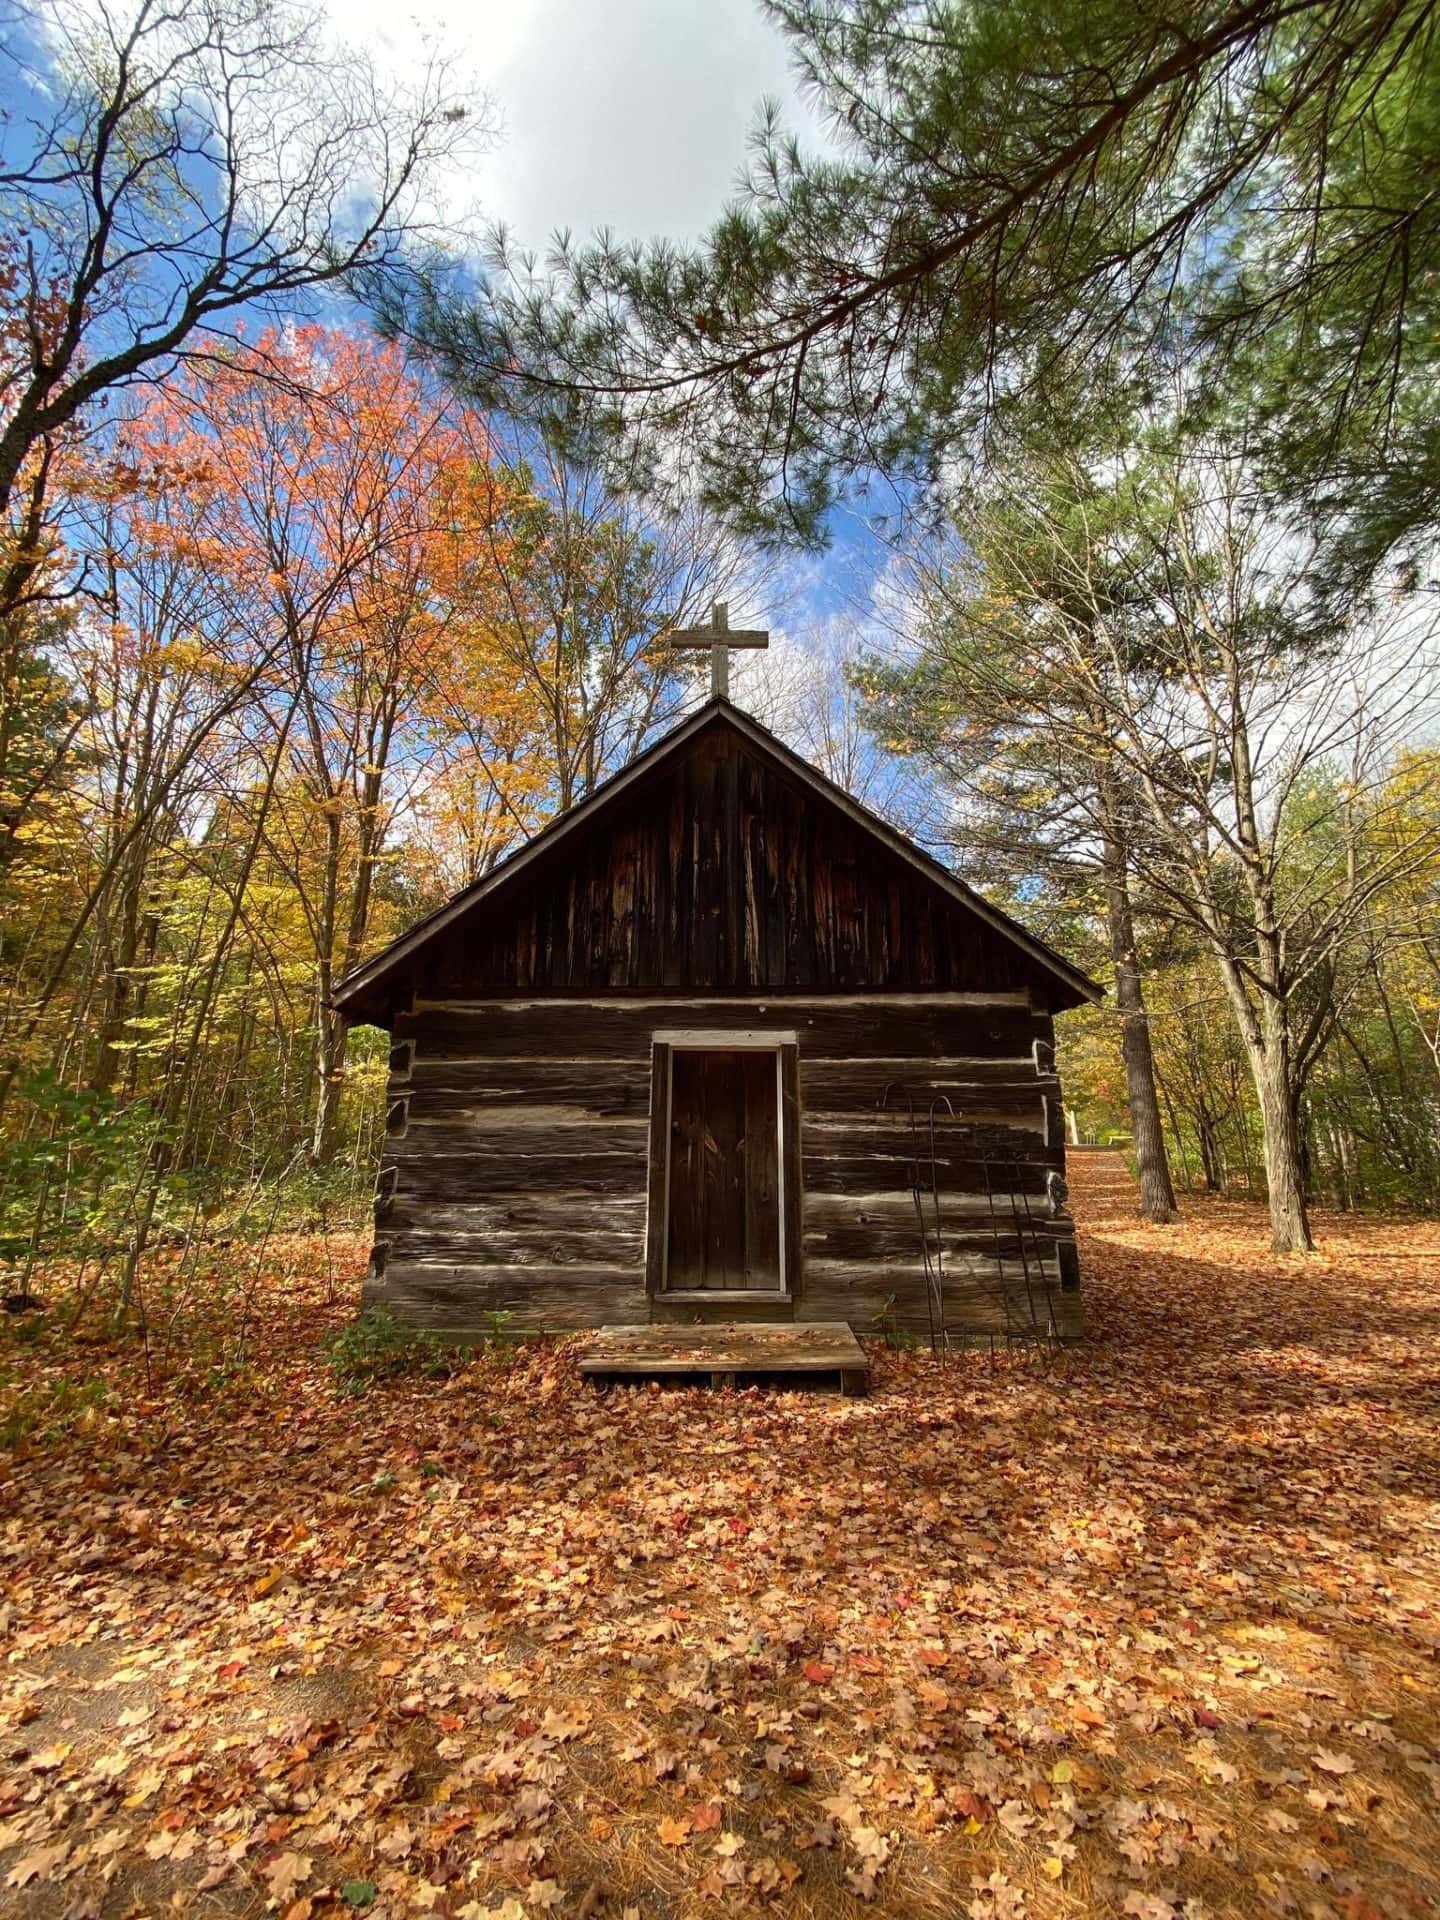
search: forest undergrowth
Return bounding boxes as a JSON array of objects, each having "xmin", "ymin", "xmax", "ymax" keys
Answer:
[{"xmin": 1, "ymin": 1157, "xmax": 1438, "ymax": 1920}]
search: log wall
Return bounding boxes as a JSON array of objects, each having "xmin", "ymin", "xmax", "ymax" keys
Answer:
[{"xmin": 367, "ymin": 993, "xmax": 1083, "ymax": 1342}]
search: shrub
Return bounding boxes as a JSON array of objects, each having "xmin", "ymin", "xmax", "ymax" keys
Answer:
[
  {"xmin": 478, "ymin": 1308, "xmax": 533, "ymax": 1362},
  {"xmin": 0, "ymin": 1368, "xmax": 109, "ymax": 1449},
  {"xmin": 873, "ymin": 1294, "xmax": 920, "ymax": 1350},
  {"xmin": 323, "ymin": 1308, "xmax": 461, "ymax": 1397}
]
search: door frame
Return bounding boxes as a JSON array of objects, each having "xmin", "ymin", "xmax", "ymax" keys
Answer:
[{"xmin": 645, "ymin": 1030, "xmax": 801, "ymax": 1302}]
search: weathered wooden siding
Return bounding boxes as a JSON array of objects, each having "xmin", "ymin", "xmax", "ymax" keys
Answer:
[
  {"xmin": 411, "ymin": 733, "xmax": 1066, "ymax": 1001},
  {"xmin": 367, "ymin": 994, "xmax": 1082, "ymax": 1341}
]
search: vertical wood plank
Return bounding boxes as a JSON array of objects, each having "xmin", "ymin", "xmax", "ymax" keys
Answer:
[
  {"xmin": 412, "ymin": 727, "xmax": 1082, "ymax": 1004},
  {"xmin": 780, "ymin": 1042, "xmax": 803, "ymax": 1299},
  {"xmin": 742, "ymin": 1050, "xmax": 781, "ymax": 1287},
  {"xmin": 644, "ymin": 1042, "xmax": 671, "ymax": 1298},
  {"xmin": 668, "ymin": 1049, "xmax": 702, "ymax": 1289}
]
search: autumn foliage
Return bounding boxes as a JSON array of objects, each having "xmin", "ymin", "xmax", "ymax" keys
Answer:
[
  {"xmin": 3, "ymin": 1158, "xmax": 1438, "ymax": 1919},
  {"xmin": 0, "ymin": 309, "xmax": 744, "ymax": 1294}
]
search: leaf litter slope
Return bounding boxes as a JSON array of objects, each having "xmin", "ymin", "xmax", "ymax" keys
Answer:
[{"xmin": 2, "ymin": 1158, "xmax": 1439, "ymax": 1919}]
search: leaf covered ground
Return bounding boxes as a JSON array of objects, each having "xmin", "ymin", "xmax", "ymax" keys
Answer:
[{"xmin": 3, "ymin": 1156, "xmax": 1439, "ymax": 1920}]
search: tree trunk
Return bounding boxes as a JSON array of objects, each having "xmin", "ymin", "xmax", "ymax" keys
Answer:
[
  {"xmin": 1208, "ymin": 943, "xmax": 1314, "ymax": 1250},
  {"xmin": 309, "ymin": 801, "xmax": 344, "ymax": 1168},
  {"xmin": 1252, "ymin": 1051, "xmax": 1313, "ymax": 1251},
  {"xmin": 1196, "ymin": 1112, "xmax": 1222, "ymax": 1193},
  {"xmin": 311, "ymin": 732, "xmax": 393, "ymax": 1167},
  {"xmin": 1220, "ymin": 644, "xmax": 1312, "ymax": 1251},
  {"xmin": 1328, "ymin": 1121, "xmax": 1356, "ymax": 1210},
  {"xmin": 0, "ymin": 386, "xmax": 48, "ymax": 525},
  {"xmin": 92, "ymin": 846, "xmax": 147, "ymax": 1097},
  {"xmin": 311, "ymin": 1004, "xmax": 346, "ymax": 1167},
  {"xmin": 1101, "ymin": 827, "xmax": 1179, "ymax": 1222}
]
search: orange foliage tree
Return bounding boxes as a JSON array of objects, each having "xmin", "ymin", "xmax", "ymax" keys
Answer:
[{"xmin": 124, "ymin": 329, "xmax": 527, "ymax": 1163}]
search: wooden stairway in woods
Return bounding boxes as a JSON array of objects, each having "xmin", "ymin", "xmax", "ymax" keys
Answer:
[{"xmin": 578, "ymin": 1321, "xmax": 868, "ymax": 1394}]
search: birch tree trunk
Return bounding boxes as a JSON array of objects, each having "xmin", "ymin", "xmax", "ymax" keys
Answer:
[
  {"xmin": 1100, "ymin": 817, "xmax": 1179, "ymax": 1221},
  {"xmin": 311, "ymin": 716, "xmax": 395, "ymax": 1167},
  {"xmin": 309, "ymin": 802, "xmax": 344, "ymax": 1168},
  {"xmin": 1253, "ymin": 994, "xmax": 1313, "ymax": 1252},
  {"xmin": 1210, "ymin": 949, "xmax": 1315, "ymax": 1251}
]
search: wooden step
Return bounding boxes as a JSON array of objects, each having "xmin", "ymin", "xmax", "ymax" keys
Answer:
[{"xmin": 578, "ymin": 1320, "xmax": 868, "ymax": 1394}]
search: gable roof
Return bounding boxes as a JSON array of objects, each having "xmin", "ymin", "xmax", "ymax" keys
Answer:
[{"xmin": 334, "ymin": 698, "xmax": 1103, "ymax": 1022}]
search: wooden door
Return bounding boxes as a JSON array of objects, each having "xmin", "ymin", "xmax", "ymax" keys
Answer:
[{"xmin": 665, "ymin": 1049, "xmax": 782, "ymax": 1292}]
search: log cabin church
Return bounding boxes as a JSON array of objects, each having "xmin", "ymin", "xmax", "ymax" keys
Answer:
[{"xmin": 334, "ymin": 694, "xmax": 1101, "ymax": 1360}]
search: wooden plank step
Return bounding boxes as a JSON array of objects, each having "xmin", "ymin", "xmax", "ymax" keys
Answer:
[{"xmin": 578, "ymin": 1320, "xmax": 868, "ymax": 1395}]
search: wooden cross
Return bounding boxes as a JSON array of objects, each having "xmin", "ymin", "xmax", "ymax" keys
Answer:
[{"xmin": 667, "ymin": 602, "xmax": 769, "ymax": 700}]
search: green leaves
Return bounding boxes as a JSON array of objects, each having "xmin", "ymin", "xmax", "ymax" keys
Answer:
[
  {"xmin": 322, "ymin": 1308, "xmax": 463, "ymax": 1397},
  {"xmin": 386, "ymin": 0, "xmax": 1436, "ymax": 556}
]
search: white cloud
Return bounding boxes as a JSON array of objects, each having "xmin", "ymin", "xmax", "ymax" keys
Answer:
[{"xmin": 327, "ymin": 0, "xmax": 823, "ymax": 245}]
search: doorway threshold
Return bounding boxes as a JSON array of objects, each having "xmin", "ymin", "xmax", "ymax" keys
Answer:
[{"xmin": 659, "ymin": 1289, "xmax": 791, "ymax": 1303}]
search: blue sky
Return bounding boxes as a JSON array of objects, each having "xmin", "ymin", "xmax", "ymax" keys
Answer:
[
  {"xmin": 4, "ymin": 0, "xmax": 904, "ymax": 644},
  {"xmin": 3, "ymin": 0, "xmax": 922, "ymax": 810}
]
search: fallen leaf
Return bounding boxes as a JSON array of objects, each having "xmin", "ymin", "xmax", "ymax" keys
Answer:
[
  {"xmin": 5, "ymin": 1843, "xmax": 69, "ymax": 1889},
  {"xmin": 263, "ymin": 1852, "xmax": 311, "ymax": 1904}
]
